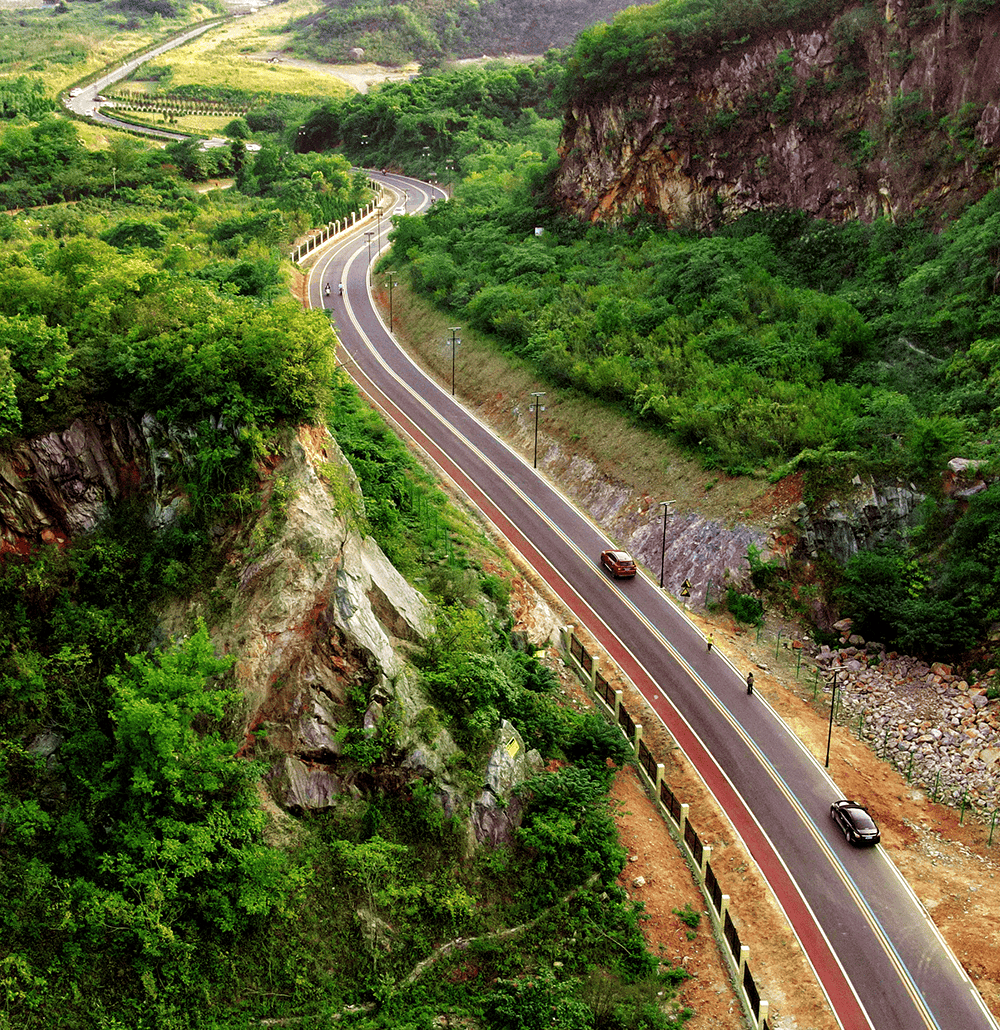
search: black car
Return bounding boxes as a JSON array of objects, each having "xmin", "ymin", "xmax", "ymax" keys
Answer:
[{"xmin": 830, "ymin": 799, "xmax": 880, "ymax": 846}]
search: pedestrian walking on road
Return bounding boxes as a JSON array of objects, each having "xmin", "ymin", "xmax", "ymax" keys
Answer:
[
  {"xmin": 746, "ymin": 671, "xmax": 754, "ymax": 695},
  {"xmin": 706, "ymin": 633, "xmax": 713, "ymax": 652}
]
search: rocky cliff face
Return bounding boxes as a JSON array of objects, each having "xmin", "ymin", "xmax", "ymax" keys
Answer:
[
  {"xmin": 0, "ymin": 416, "xmax": 545, "ymax": 829},
  {"xmin": 454, "ymin": 0, "xmax": 640, "ymax": 56},
  {"xmin": 555, "ymin": 1, "xmax": 1000, "ymax": 228}
]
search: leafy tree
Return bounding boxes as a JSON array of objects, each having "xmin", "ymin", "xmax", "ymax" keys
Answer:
[
  {"xmin": 95, "ymin": 622, "xmax": 289, "ymax": 940},
  {"xmin": 420, "ymin": 605, "xmax": 518, "ymax": 748},
  {"xmin": 101, "ymin": 220, "xmax": 169, "ymax": 251},
  {"xmin": 516, "ymin": 764, "xmax": 626, "ymax": 898},
  {"xmin": 836, "ymin": 546, "xmax": 917, "ymax": 645},
  {"xmin": 225, "ymin": 116, "xmax": 251, "ymax": 139},
  {"xmin": 0, "ymin": 75, "xmax": 53, "ymax": 120},
  {"xmin": 486, "ymin": 969, "xmax": 593, "ymax": 1030}
]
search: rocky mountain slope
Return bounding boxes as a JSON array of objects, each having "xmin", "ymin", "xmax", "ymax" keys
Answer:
[
  {"xmin": 0, "ymin": 416, "xmax": 544, "ymax": 832},
  {"xmin": 555, "ymin": 0, "xmax": 1000, "ymax": 228}
]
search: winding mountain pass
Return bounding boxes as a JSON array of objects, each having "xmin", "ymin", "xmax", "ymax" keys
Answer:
[
  {"xmin": 61, "ymin": 24, "xmax": 1000, "ymax": 1030},
  {"xmin": 309, "ymin": 176, "xmax": 1000, "ymax": 1030}
]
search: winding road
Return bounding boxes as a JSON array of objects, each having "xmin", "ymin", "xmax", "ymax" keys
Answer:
[
  {"xmin": 64, "ymin": 23, "xmax": 1000, "ymax": 1030},
  {"xmin": 63, "ymin": 21, "xmax": 224, "ymax": 139},
  {"xmin": 307, "ymin": 174, "xmax": 1000, "ymax": 1030}
]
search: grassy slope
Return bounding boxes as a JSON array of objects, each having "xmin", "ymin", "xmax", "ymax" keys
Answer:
[
  {"xmin": 0, "ymin": 2, "xmax": 220, "ymax": 92},
  {"xmin": 377, "ymin": 275, "xmax": 769, "ymax": 524},
  {"xmin": 135, "ymin": 0, "xmax": 354, "ymax": 100}
]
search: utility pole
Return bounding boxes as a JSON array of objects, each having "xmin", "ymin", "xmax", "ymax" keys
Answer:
[
  {"xmin": 385, "ymin": 271, "xmax": 398, "ymax": 329},
  {"xmin": 530, "ymin": 392, "xmax": 545, "ymax": 469},
  {"xmin": 364, "ymin": 230, "xmax": 375, "ymax": 285},
  {"xmin": 659, "ymin": 500, "xmax": 675, "ymax": 588},
  {"xmin": 447, "ymin": 327, "xmax": 461, "ymax": 396},
  {"xmin": 826, "ymin": 666, "xmax": 845, "ymax": 768}
]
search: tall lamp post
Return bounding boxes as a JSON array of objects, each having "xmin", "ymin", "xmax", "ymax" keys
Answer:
[
  {"xmin": 825, "ymin": 666, "xmax": 845, "ymax": 768},
  {"xmin": 384, "ymin": 270, "xmax": 398, "ymax": 330},
  {"xmin": 658, "ymin": 500, "xmax": 676, "ymax": 588},
  {"xmin": 529, "ymin": 392, "xmax": 545, "ymax": 469},
  {"xmin": 447, "ymin": 327, "xmax": 461, "ymax": 396},
  {"xmin": 376, "ymin": 208, "xmax": 382, "ymax": 255},
  {"xmin": 364, "ymin": 230, "xmax": 375, "ymax": 285}
]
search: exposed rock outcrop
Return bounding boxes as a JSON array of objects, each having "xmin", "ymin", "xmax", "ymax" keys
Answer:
[
  {"xmin": 471, "ymin": 719, "xmax": 543, "ymax": 846},
  {"xmin": 152, "ymin": 424, "xmax": 448, "ymax": 811},
  {"xmin": 556, "ymin": 2, "xmax": 1000, "ymax": 229},
  {"xmin": 793, "ymin": 474, "xmax": 925, "ymax": 564},
  {"xmin": 0, "ymin": 416, "xmax": 151, "ymax": 551}
]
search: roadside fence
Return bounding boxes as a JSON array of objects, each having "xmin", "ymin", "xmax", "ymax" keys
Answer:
[
  {"xmin": 290, "ymin": 180, "xmax": 386, "ymax": 264},
  {"xmin": 561, "ymin": 625, "xmax": 771, "ymax": 1030}
]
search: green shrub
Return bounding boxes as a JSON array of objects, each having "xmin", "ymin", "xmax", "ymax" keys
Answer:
[
  {"xmin": 726, "ymin": 586, "xmax": 764, "ymax": 625},
  {"xmin": 746, "ymin": 543, "xmax": 781, "ymax": 589}
]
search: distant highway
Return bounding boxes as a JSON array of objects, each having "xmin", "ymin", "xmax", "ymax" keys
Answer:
[
  {"xmin": 307, "ymin": 173, "xmax": 1000, "ymax": 1030},
  {"xmin": 63, "ymin": 20, "xmax": 224, "ymax": 139}
]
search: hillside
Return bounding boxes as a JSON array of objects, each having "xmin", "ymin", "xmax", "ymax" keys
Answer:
[
  {"xmin": 0, "ymin": 17, "xmax": 702, "ymax": 1019},
  {"xmin": 4, "ymin": 3, "xmax": 1000, "ymax": 1025},
  {"xmin": 556, "ymin": 0, "xmax": 1000, "ymax": 228},
  {"xmin": 285, "ymin": 0, "xmax": 642, "ymax": 65}
]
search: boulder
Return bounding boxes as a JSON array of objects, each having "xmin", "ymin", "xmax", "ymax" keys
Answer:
[{"xmin": 471, "ymin": 720, "xmax": 544, "ymax": 847}]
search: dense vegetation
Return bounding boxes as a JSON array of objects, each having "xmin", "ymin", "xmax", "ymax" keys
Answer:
[
  {"xmin": 0, "ymin": 160, "xmax": 693, "ymax": 1030},
  {"xmin": 296, "ymin": 58, "xmax": 565, "ymax": 179},
  {"xmin": 1, "ymin": 29, "xmax": 693, "ymax": 1029},
  {"xmin": 285, "ymin": 52, "xmax": 997, "ymax": 659},
  {"xmin": 389, "ymin": 172, "xmax": 1000, "ymax": 653},
  {"xmin": 4, "ymin": 3, "xmax": 1000, "ymax": 1025},
  {"xmin": 390, "ymin": 166, "xmax": 1000, "ymax": 480},
  {"xmin": 565, "ymin": 0, "xmax": 994, "ymax": 100}
]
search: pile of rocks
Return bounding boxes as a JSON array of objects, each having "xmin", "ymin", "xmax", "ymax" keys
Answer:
[{"xmin": 815, "ymin": 624, "xmax": 1000, "ymax": 812}]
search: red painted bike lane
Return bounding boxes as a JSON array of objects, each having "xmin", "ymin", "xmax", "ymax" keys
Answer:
[{"xmin": 345, "ymin": 354, "xmax": 871, "ymax": 1030}]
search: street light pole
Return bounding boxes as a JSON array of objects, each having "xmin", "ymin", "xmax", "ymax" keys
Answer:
[
  {"xmin": 385, "ymin": 271, "xmax": 397, "ymax": 329},
  {"xmin": 364, "ymin": 230, "xmax": 374, "ymax": 285},
  {"xmin": 448, "ymin": 327, "xmax": 461, "ymax": 396},
  {"xmin": 825, "ymin": 666, "xmax": 844, "ymax": 768},
  {"xmin": 530, "ymin": 391, "xmax": 545, "ymax": 469},
  {"xmin": 376, "ymin": 208, "xmax": 382, "ymax": 255},
  {"xmin": 659, "ymin": 500, "xmax": 675, "ymax": 588}
]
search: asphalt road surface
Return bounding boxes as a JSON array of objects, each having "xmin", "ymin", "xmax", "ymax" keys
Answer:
[
  {"xmin": 63, "ymin": 21, "xmax": 223, "ymax": 139},
  {"xmin": 309, "ymin": 174, "xmax": 1000, "ymax": 1030}
]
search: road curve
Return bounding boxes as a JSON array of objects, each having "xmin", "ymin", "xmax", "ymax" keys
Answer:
[
  {"xmin": 307, "ymin": 174, "xmax": 999, "ymax": 1030},
  {"xmin": 64, "ymin": 21, "xmax": 224, "ymax": 139}
]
